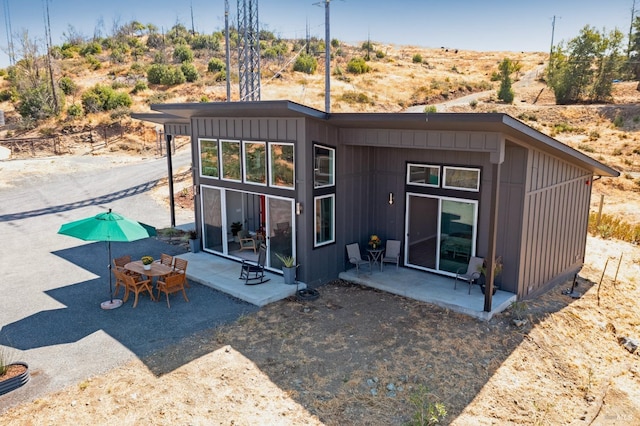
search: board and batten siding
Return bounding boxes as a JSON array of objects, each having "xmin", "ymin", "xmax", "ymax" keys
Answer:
[
  {"xmin": 518, "ymin": 148, "xmax": 592, "ymax": 298},
  {"xmin": 165, "ymin": 123, "xmax": 191, "ymax": 136},
  {"xmin": 191, "ymin": 117, "xmax": 302, "ymax": 141}
]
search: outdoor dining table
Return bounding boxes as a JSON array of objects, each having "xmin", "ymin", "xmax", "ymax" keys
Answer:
[{"xmin": 124, "ymin": 260, "xmax": 174, "ymax": 286}]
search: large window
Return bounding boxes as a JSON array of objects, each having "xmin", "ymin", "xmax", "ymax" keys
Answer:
[
  {"xmin": 443, "ymin": 166, "xmax": 480, "ymax": 192},
  {"xmin": 221, "ymin": 140, "xmax": 241, "ymax": 182},
  {"xmin": 199, "ymin": 139, "xmax": 219, "ymax": 178},
  {"xmin": 314, "ymin": 194, "xmax": 335, "ymax": 247},
  {"xmin": 314, "ymin": 144, "xmax": 335, "ymax": 188},
  {"xmin": 407, "ymin": 163, "xmax": 439, "ymax": 187},
  {"xmin": 243, "ymin": 141, "xmax": 266, "ymax": 185},
  {"xmin": 270, "ymin": 143, "xmax": 295, "ymax": 189}
]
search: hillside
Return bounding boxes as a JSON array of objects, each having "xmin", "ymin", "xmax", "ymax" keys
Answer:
[
  {"xmin": 1, "ymin": 38, "xmax": 638, "ymax": 195},
  {"xmin": 2, "ymin": 38, "xmax": 640, "ymax": 425}
]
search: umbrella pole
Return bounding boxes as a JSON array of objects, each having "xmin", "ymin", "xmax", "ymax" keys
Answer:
[{"xmin": 101, "ymin": 240, "xmax": 123, "ymax": 310}]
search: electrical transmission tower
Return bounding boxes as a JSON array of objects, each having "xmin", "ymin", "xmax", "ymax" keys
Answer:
[{"xmin": 237, "ymin": 0, "xmax": 261, "ymax": 101}]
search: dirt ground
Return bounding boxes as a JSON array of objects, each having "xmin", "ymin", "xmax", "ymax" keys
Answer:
[
  {"xmin": 2, "ymin": 43, "xmax": 640, "ymax": 425},
  {"xmin": 2, "ymin": 235, "xmax": 639, "ymax": 425}
]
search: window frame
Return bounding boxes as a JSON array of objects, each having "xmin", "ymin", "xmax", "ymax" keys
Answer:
[
  {"xmin": 220, "ymin": 139, "xmax": 242, "ymax": 182},
  {"xmin": 269, "ymin": 142, "xmax": 295, "ymax": 190},
  {"xmin": 242, "ymin": 140, "xmax": 267, "ymax": 186},
  {"xmin": 313, "ymin": 144, "xmax": 335, "ymax": 188},
  {"xmin": 406, "ymin": 163, "xmax": 440, "ymax": 187},
  {"xmin": 199, "ymin": 138, "xmax": 219, "ymax": 178},
  {"xmin": 314, "ymin": 193, "xmax": 335, "ymax": 247},
  {"xmin": 442, "ymin": 166, "xmax": 481, "ymax": 192}
]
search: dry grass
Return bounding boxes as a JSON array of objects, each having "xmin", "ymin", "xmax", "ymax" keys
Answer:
[{"xmin": 2, "ymin": 42, "xmax": 640, "ymax": 425}]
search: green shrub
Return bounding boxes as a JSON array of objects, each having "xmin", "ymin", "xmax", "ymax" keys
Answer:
[
  {"xmin": 147, "ymin": 64, "xmax": 168, "ymax": 84},
  {"xmin": 214, "ymin": 70, "xmax": 226, "ymax": 82},
  {"xmin": 340, "ymin": 91, "xmax": 371, "ymax": 104},
  {"xmin": 81, "ymin": 84, "xmax": 132, "ymax": 113},
  {"xmin": 85, "ymin": 55, "xmax": 102, "ymax": 70},
  {"xmin": 412, "ymin": 53, "xmax": 423, "ymax": 63},
  {"xmin": 613, "ymin": 115, "xmax": 624, "ymax": 128},
  {"xmin": 331, "ymin": 38, "xmax": 340, "ymax": 48},
  {"xmin": 66, "ymin": 103, "xmax": 83, "ymax": 117},
  {"xmin": 80, "ymin": 41, "xmax": 102, "ymax": 56},
  {"xmin": 181, "ymin": 62, "xmax": 199, "ymax": 82},
  {"xmin": 146, "ymin": 91, "xmax": 173, "ymax": 104},
  {"xmin": 469, "ymin": 99, "xmax": 478, "ymax": 108},
  {"xmin": 208, "ymin": 57, "xmax": 226, "ymax": 73},
  {"xmin": 132, "ymin": 80, "xmax": 148, "ymax": 93},
  {"xmin": 407, "ymin": 385, "xmax": 447, "ymax": 426},
  {"xmin": 293, "ymin": 53, "xmax": 318, "ymax": 74},
  {"xmin": 173, "ymin": 44, "xmax": 194, "ymax": 63},
  {"xmin": 346, "ymin": 57, "xmax": 370, "ymax": 74},
  {"xmin": 111, "ymin": 80, "xmax": 128, "ymax": 90},
  {"xmin": 58, "ymin": 76, "xmax": 77, "ymax": 96},
  {"xmin": 375, "ymin": 50, "xmax": 385, "ymax": 59},
  {"xmin": 424, "ymin": 105, "xmax": 437, "ymax": 113},
  {"xmin": 164, "ymin": 67, "xmax": 186, "ymax": 85},
  {"xmin": 190, "ymin": 34, "xmax": 220, "ymax": 51}
]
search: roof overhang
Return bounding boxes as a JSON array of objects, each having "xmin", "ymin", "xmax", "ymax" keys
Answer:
[
  {"xmin": 130, "ymin": 112, "xmax": 190, "ymax": 126},
  {"xmin": 330, "ymin": 112, "xmax": 619, "ymax": 177},
  {"xmin": 148, "ymin": 100, "xmax": 328, "ymax": 120},
  {"xmin": 132, "ymin": 102, "xmax": 618, "ymax": 178}
]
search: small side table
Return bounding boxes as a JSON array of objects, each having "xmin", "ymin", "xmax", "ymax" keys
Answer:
[{"xmin": 368, "ymin": 248, "xmax": 384, "ymax": 271}]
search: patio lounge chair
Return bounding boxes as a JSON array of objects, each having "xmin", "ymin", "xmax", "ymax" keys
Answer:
[
  {"xmin": 238, "ymin": 229, "xmax": 257, "ymax": 253},
  {"xmin": 346, "ymin": 243, "xmax": 371, "ymax": 275},
  {"xmin": 239, "ymin": 244, "xmax": 270, "ymax": 285},
  {"xmin": 454, "ymin": 256, "xmax": 484, "ymax": 294},
  {"xmin": 381, "ymin": 240, "xmax": 401, "ymax": 271}
]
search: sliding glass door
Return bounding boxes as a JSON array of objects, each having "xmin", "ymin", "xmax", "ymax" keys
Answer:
[
  {"xmin": 200, "ymin": 185, "xmax": 294, "ymax": 270},
  {"xmin": 405, "ymin": 193, "xmax": 478, "ymax": 275}
]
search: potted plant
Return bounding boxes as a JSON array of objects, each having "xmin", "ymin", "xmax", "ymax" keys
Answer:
[
  {"xmin": 275, "ymin": 253, "xmax": 298, "ymax": 285},
  {"xmin": 368, "ymin": 234, "xmax": 382, "ymax": 250},
  {"xmin": 0, "ymin": 349, "xmax": 30, "ymax": 396},
  {"xmin": 231, "ymin": 222, "xmax": 243, "ymax": 242},
  {"xmin": 478, "ymin": 256, "xmax": 503, "ymax": 295},
  {"xmin": 141, "ymin": 255, "xmax": 154, "ymax": 270},
  {"xmin": 187, "ymin": 229, "xmax": 200, "ymax": 253}
]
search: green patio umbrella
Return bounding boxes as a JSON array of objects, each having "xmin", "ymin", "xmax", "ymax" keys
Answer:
[{"xmin": 58, "ymin": 208, "xmax": 157, "ymax": 310}]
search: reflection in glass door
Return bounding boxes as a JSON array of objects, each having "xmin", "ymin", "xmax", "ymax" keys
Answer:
[
  {"xmin": 267, "ymin": 197, "xmax": 294, "ymax": 269},
  {"xmin": 405, "ymin": 193, "xmax": 477, "ymax": 275}
]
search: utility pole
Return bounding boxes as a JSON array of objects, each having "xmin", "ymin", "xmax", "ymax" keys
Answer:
[
  {"xmin": 628, "ymin": 0, "xmax": 638, "ymax": 58},
  {"xmin": 43, "ymin": 0, "xmax": 59, "ymax": 114},
  {"xmin": 549, "ymin": 15, "xmax": 558, "ymax": 58},
  {"xmin": 190, "ymin": 1, "xmax": 196, "ymax": 35},
  {"xmin": 3, "ymin": 0, "xmax": 15, "ymax": 65},
  {"xmin": 225, "ymin": 0, "xmax": 231, "ymax": 101}
]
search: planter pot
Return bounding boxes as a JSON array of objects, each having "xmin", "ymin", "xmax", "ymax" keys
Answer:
[
  {"xmin": 143, "ymin": 264, "xmax": 151, "ymax": 270},
  {"xmin": 282, "ymin": 266, "xmax": 297, "ymax": 285},
  {"xmin": 189, "ymin": 238, "xmax": 200, "ymax": 253},
  {"xmin": 0, "ymin": 362, "xmax": 30, "ymax": 396}
]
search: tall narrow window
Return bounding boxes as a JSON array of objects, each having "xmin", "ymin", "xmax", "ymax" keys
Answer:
[
  {"xmin": 199, "ymin": 139, "xmax": 219, "ymax": 178},
  {"xmin": 314, "ymin": 194, "xmax": 335, "ymax": 247},
  {"xmin": 269, "ymin": 143, "xmax": 295, "ymax": 189},
  {"xmin": 221, "ymin": 140, "xmax": 241, "ymax": 182},
  {"xmin": 314, "ymin": 144, "xmax": 335, "ymax": 188},
  {"xmin": 243, "ymin": 141, "xmax": 266, "ymax": 185}
]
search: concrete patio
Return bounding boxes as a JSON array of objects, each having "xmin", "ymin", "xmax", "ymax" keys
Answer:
[
  {"xmin": 177, "ymin": 251, "xmax": 516, "ymax": 321},
  {"xmin": 339, "ymin": 266, "xmax": 516, "ymax": 321}
]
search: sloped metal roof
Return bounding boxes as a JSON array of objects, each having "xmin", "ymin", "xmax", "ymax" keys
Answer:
[{"xmin": 134, "ymin": 101, "xmax": 619, "ymax": 177}]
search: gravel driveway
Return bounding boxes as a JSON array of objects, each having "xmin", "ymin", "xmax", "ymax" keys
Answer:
[{"xmin": 0, "ymin": 152, "xmax": 258, "ymax": 411}]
